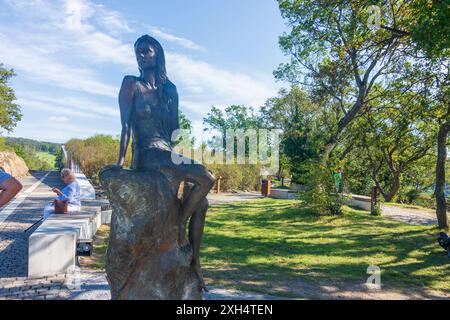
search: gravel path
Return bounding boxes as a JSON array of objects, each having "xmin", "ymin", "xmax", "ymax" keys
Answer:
[
  {"xmin": 64, "ymin": 270, "xmax": 284, "ymax": 300},
  {"xmin": 207, "ymin": 192, "xmax": 264, "ymax": 205},
  {"xmin": 382, "ymin": 205, "xmax": 438, "ymax": 226}
]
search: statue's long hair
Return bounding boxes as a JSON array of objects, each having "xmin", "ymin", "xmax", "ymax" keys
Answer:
[{"xmin": 134, "ymin": 35, "xmax": 168, "ymax": 100}]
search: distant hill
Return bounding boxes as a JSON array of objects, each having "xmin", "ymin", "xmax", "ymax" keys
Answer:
[{"xmin": 5, "ymin": 137, "xmax": 61, "ymax": 154}]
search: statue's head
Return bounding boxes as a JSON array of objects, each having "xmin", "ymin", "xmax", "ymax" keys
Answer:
[{"xmin": 134, "ymin": 35, "xmax": 167, "ymax": 86}]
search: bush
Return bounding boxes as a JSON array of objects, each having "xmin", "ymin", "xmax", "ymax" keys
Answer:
[
  {"xmin": 371, "ymin": 205, "xmax": 382, "ymax": 216},
  {"xmin": 301, "ymin": 161, "xmax": 345, "ymax": 216},
  {"xmin": 412, "ymin": 193, "xmax": 436, "ymax": 209},
  {"xmin": 65, "ymin": 135, "xmax": 131, "ymax": 182},
  {"xmin": 66, "ymin": 135, "xmax": 262, "ymax": 191},
  {"xmin": 397, "ymin": 187, "xmax": 436, "ymax": 209},
  {"xmin": 206, "ymin": 163, "xmax": 261, "ymax": 192}
]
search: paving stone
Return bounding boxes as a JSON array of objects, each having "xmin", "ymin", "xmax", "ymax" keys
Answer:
[{"xmin": 0, "ymin": 172, "xmax": 67, "ymax": 300}]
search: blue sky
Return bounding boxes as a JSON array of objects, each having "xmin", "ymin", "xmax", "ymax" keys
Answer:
[{"xmin": 0, "ymin": 0, "xmax": 288, "ymax": 143}]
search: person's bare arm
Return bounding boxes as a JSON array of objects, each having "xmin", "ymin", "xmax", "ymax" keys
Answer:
[
  {"xmin": 52, "ymin": 188, "xmax": 62, "ymax": 196},
  {"xmin": 117, "ymin": 76, "xmax": 135, "ymax": 167},
  {"xmin": 0, "ymin": 177, "xmax": 23, "ymax": 207}
]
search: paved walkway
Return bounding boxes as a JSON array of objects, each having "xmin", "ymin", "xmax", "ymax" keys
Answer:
[{"xmin": 0, "ymin": 171, "xmax": 63, "ymax": 278}]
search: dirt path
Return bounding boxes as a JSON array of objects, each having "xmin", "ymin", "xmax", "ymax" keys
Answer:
[
  {"xmin": 382, "ymin": 205, "xmax": 438, "ymax": 226},
  {"xmin": 243, "ymin": 278, "xmax": 450, "ymax": 300}
]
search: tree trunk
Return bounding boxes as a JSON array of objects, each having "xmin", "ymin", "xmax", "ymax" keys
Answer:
[
  {"xmin": 435, "ymin": 121, "xmax": 450, "ymax": 230},
  {"xmin": 321, "ymin": 87, "xmax": 366, "ymax": 162},
  {"xmin": 382, "ymin": 173, "xmax": 400, "ymax": 202}
]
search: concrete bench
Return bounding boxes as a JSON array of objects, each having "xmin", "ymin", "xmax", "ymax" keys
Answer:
[
  {"xmin": 345, "ymin": 194, "xmax": 372, "ymax": 211},
  {"xmin": 28, "ymin": 200, "xmax": 108, "ymax": 277},
  {"xmin": 269, "ymin": 189, "xmax": 299, "ymax": 200}
]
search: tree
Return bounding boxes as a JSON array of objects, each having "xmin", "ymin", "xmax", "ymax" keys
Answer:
[
  {"xmin": 275, "ymin": 0, "xmax": 409, "ymax": 161},
  {"xmin": 436, "ymin": 105, "xmax": 450, "ymax": 229},
  {"xmin": 179, "ymin": 110, "xmax": 192, "ymax": 131},
  {"xmin": 261, "ymin": 87, "xmax": 325, "ymax": 183},
  {"xmin": 403, "ymin": 1, "xmax": 450, "ymax": 230},
  {"xmin": 203, "ymin": 104, "xmax": 260, "ymax": 156},
  {"xmin": 391, "ymin": 57, "xmax": 449, "ymax": 227},
  {"xmin": 349, "ymin": 83, "xmax": 437, "ymax": 201},
  {"xmin": 409, "ymin": 0, "xmax": 450, "ymax": 58},
  {"xmin": 0, "ymin": 64, "xmax": 22, "ymax": 132},
  {"xmin": 203, "ymin": 105, "xmax": 259, "ymax": 134}
]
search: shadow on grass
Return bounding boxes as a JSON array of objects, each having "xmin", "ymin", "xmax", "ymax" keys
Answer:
[{"xmin": 202, "ymin": 199, "xmax": 449, "ymax": 296}]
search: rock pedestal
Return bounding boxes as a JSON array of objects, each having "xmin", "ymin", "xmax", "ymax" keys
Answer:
[{"xmin": 99, "ymin": 166, "xmax": 203, "ymax": 300}]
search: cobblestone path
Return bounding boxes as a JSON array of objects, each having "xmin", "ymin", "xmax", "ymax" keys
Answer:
[{"xmin": 0, "ymin": 172, "xmax": 63, "ymax": 278}]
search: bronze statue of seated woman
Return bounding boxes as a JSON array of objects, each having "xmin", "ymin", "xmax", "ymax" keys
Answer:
[{"xmin": 103, "ymin": 35, "xmax": 214, "ymax": 297}]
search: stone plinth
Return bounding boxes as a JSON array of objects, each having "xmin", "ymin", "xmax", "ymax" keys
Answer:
[{"xmin": 99, "ymin": 166, "xmax": 202, "ymax": 300}]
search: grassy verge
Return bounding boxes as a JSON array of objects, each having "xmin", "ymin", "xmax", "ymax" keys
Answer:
[
  {"xmin": 81, "ymin": 199, "xmax": 450, "ymax": 297},
  {"xmin": 36, "ymin": 152, "xmax": 56, "ymax": 169},
  {"xmin": 79, "ymin": 224, "xmax": 110, "ymax": 270}
]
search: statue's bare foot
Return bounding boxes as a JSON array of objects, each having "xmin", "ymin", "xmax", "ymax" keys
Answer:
[{"xmin": 192, "ymin": 261, "xmax": 208, "ymax": 292}]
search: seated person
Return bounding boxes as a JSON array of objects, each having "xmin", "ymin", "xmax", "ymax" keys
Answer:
[
  {"xmin": 43, "ymin": 168, "xmax": 81, "ymax": 220},
  {"xmin": 0, "ymin": 169, "xmax": 23, "ymax": 207}
]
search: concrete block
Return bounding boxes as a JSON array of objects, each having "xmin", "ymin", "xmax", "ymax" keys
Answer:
[
  {"xmin": 28, "ymin": 231, "xmax": 76, "ymax": 277},
  {"xmin": 269, "ymin": 189, "xmax": 299, "ymax": 200},
  {"xmin": 28, "ymin": 202, "xmax": 103, "ymax": 277},
  {"xmin": 345, "ymin": 195, "xmax": 372, "ymax": 211},
  {"xmin": 101, "ymin": 210, "xmax": 112, "ymax": 225}
]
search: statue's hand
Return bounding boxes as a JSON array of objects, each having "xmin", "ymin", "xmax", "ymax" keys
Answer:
[{"xmin": 115, "ymin": 163, "xmax": 124, "ymax": 169}]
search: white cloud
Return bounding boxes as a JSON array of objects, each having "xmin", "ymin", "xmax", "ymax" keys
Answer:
[
  {"xmin": 65, "ymin": 0, "xmax": 95, "ymax": 31},
  {"xmin": 17, "ymin": 98, "xmax": 106, "ymax": 120},
  {"xmin": 2, "ymin": 0, "xmax": 279, "ymax": 143},
  {"xmin": 149, "ymin": 27, "xmax": 206, "ymax": 52},
  {"xmin": 48, "ymin": 116, "xmax": 70, "ymax": 123},
  {"xmin": 19, "ymin": 92, "xmax": 119, "ymax": 118},
  {"xmin": 0, "ymin": 33, "xmax": 117, "ymax": 98},
  {"xmin": 167, "ymin": 52, "xmax": 276, "ymax": 109},
  {"xmin": 98, "ymin": 8, "xmax": 134, "ymax": 34}
]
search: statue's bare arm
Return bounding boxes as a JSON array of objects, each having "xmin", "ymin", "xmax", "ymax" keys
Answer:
[
  {"xmin": 167, "ymin": 82, "xmax": 179, "ymax": 134},
  {"xmin": 117, "ymin": 76, "xmax": 135, "ymax": 167}
]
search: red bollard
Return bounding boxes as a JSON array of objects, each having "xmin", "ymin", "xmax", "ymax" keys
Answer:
[{"xmin": 216, "ymin": 176, "xmax": 222, "ymax": 194}]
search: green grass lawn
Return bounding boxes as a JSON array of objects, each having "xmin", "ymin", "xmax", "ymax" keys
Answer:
[
  {"xmin": 83, "ymin": 199, "xmax": 449, "ymax": 298},
  {"xmin": 202, "ymin": 199, "xmax": 449, "ymax": 296},
  {"xmin": 36, "ymin": 152, "xmax": 56, "ymax": 166}
]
